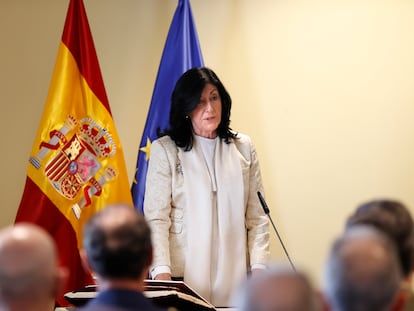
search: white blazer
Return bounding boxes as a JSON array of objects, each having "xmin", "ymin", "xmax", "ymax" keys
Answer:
[{"xmin": 144, "ymin": 133, "xmax": 270, "ymax": 306}]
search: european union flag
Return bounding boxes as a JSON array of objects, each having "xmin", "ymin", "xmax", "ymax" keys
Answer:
[{"xmin": 131, "ymin": 0, "xmax": 204, "ymax": 212}]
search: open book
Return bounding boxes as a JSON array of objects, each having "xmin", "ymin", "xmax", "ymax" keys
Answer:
[
  {"xmin": 64, "ymin": 279, "xmax": 216, "ymax": 311},
  {"xmin": 144, "ymin": 279, "xmax": 216, "ymax": 310}
]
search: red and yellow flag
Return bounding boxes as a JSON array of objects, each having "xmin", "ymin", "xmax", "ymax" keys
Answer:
[{"xmin": 15, "ymin": 0, "xmax": 132, "ymax": 306}]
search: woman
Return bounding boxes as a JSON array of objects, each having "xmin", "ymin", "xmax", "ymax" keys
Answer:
[{"xmin": 144, "ymin": 67, "xmax": 270, "ymax": 307}]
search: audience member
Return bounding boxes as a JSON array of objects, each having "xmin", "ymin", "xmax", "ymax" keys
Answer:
[
  {"xmin": 77, "ymin": 203, "xmax": 166, "ymax": 311},
  {"xmin": 0, "ymin": 223, "xmax": 67, "ymax": 311},
  {"xmin": 233, "ymin": 263, "xmax": 323, "ymax": 311},
  {"xmin": 346, "ymin": 199, "xmax": 414, "ymax": 311},
  {"xmin": 322, "ymin": 225, "xmax": 402, "ymax": 311}
]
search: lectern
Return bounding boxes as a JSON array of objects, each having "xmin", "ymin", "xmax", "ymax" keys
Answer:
[{"xmin": 64, "ymin": 280, "xmax": 216, "ymax": 311}]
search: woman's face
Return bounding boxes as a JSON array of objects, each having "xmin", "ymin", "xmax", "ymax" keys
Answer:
[{"xmin": 190, "ymin": 83, "xmax": 222, "ymax": 138}]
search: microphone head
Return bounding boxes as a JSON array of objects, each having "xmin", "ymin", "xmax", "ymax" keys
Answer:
[{"xmin": 257, "ymin": 191, "xmax": 270, "ymax": 215}]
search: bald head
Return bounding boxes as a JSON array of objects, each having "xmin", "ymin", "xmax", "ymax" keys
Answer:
[
  {"xmin": 346, "ymin": 199, "xmax": 414, "ymax": 277},
  {"xmin": 236, "ymin": 265, "xmax": 322, "ymax": 311},
  {"xmin": 323, "ymin": 225, "xmax": 402, "ymax": 311},
  {"xmin": 83, "ymin": 203, "xmax": 152, "ymax": 280},
  {"xmin": 0, "ymin": 223, "xmax": 61, "ymax": 307}
]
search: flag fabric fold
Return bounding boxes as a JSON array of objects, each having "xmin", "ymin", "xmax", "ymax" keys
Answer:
[
  {"xmin": 131, "ymin": 0, "xmax": 204, "ymax": 212},
  {"xmin": 15, "ymin": 0, "xmax": 132, "ymax": 306}
]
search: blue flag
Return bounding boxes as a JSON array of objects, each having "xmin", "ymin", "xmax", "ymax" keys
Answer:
[{"xmin": 131, "ymin": 0, "xmax": 204, "ymax": 212}]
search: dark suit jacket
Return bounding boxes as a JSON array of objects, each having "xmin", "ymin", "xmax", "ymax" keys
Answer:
[{"xmin": 76, "ymin": 288, "xmax": 167, "ymax": 311}]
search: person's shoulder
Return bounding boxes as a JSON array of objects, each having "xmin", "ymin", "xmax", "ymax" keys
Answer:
[
  {"xmin": 150, "ymin": 136, "xmax": 178, "ymax": 156},
  {"xmin": 233, "ymin": 132, "xmax": 251, "ymax": 142},
  {"xmin": 228, "ymin": 132, "xmax": 258, "ymax": 161},
  {"xmin": 153, "ymin": 135, "xmax": 175, "ymax": 148},
  {"xmin": 231, "ymin": 132, "xmax": 253, "ymax": 146},
  {"xmin": 74, "ymin": 301, "xmax": 166, "ymax": 311},
  {"xmin": 74, "ymin": 305, "xmax": 126, "ymax": 311}
]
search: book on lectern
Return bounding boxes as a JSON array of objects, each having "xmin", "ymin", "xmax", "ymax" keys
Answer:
[{"xmin": 64, "ymin": 279, "xmax": 216, "ymax": 311}]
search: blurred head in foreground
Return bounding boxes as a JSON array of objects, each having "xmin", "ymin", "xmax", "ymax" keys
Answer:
[
  {"xmin": 233, "ymin": 263, "xmax": 322, "ymax": 311},
  {"xmin": 0, "ymin": 223, "xmax": 67, "ymax": 311},
  {"xmin": 323, "ymin": 225, "xmax": 402, "ymax": 311}
]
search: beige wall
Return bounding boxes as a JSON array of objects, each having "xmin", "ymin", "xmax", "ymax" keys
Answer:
[{"xmin": 2, "ymin": 0, "xmax": 414, "ymax": 289}]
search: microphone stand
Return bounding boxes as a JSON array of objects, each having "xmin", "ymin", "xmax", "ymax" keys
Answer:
[{"xmin": 257, "ymin": 191, "xmax": 296, "ymax": 272}]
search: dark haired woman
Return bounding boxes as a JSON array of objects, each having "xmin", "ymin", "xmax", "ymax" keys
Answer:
[{"xmin": 144, "ymin": 67, "xmax": 270, "ymax": 307}]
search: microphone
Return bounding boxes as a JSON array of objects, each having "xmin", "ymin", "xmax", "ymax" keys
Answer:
[{"xmin": 257, "ymin": 191, "xmax": 296, "ymax": 272}]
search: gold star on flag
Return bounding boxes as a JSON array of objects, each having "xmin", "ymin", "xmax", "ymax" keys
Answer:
[
  {"xmin": 140, "ymin": 138, "xmax": 152, "ymax": 161},
  {"xmin": 132, "ymin": 168, "xmax": 138, "ymax": 184}
]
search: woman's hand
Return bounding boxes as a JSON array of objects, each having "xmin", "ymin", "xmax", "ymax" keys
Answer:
[{"xmin": 155, "ymin": 273, "xmax": 172, "ymax": 281}]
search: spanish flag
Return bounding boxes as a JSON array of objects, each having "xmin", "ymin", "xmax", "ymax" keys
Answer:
[{"xmin": 15, "ymin": 0, "xmax": 132, "ymax": 306}]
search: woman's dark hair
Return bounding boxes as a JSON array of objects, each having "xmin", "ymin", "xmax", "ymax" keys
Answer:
[
  {"xmin": 160, "ymin": 67, "xmax": 237, "ymax": 150},
  {"xmin": 345, "ymin": 199, "xmax": 414, "ymax": 277}
]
